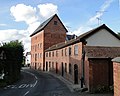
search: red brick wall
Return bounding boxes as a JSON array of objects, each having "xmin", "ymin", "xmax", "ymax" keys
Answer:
[
  {"xmin": 45, "ymin": 42, "xmax": 83, "ymax": 84},
  {"xmin": 113, "ymin": 62, "xmax": 120, "ymax": 96},
  {"xmin": 31, "ymin": 31, "xmax": 44, "ymax": 70},
  {"xmin": 44, "ymin": 16, "xmax": 66, "ymax": 50},
  {"xmin": 31, "ymin": 15, "xmax": 67, "ymax": 70}
]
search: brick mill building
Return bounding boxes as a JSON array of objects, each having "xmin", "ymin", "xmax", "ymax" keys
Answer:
[
  {"xmin": 30, "ymin": 14, "xmax": 67, "ymax": 70},
  {"xmin": 30, "ymin": 14, "xmax": 120, "ymax": 92}
]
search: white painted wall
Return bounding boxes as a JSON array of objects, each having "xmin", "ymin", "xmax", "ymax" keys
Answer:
[
  {"xmin": 26, "ymin": 55, "xmax": 31, "ymax": 65},
  {"xmin": 86, "ymin": 29, "xmax": 120, "ymax": 47}
]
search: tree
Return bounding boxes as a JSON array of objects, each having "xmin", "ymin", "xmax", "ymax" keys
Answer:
[{"xmin": 1, "ymin": 40, "xmax": 24, "ymax": 83}]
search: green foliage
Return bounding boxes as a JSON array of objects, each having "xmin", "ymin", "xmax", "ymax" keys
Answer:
[
  {"xmin": 0, "ymin": 40, "xmax": 24, "ymax": 85},
  {"xmin": 91, "ymin": 85, "xmax": 114, "ymax": 93},
  {"xmin": 0, "ymin": 79, "xmax": 7, "ymax": 87}
]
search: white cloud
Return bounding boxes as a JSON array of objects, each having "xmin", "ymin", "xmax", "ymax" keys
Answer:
[
  {"xmin": 0, "ymin": 24, "xmax": 7, "ymax": 26},
  {"xmin": 71, "ymin": 25, "xmax": 92, "ymax": 36},
  {"xmin": 0, "ymin": 3, "xmax": 59, "ymax": 52},
  {"xmin": 10, "ymin": 4, "xmax": 38, "ymax": 25},
  {"xmin": 38, "ymin": 3, "xmax": 58, "ymax": 19},
  {"xmin": 0, "ymin": 29, "xmax": 31, "ymax": 51}
]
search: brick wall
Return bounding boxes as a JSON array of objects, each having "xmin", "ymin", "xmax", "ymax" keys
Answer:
[
  {"xmin": 45, "ymin": 42, "xmax": 83, "ymax": 84},
  {"xmin": 112, "ymin": 57, "xmax": 120, "ymax": 96},
  {"xmin": 30, "ymin": 15, "xmax": 67, "ymax": 70},
  {"xmin": 88, "ymin": 58, "xmax": 113, "ymax": 92}
]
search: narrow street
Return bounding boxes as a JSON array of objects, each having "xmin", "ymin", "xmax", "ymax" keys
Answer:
[{"xmin": 0, "ymin": 68, "xmax": 78, "ymax": 96}]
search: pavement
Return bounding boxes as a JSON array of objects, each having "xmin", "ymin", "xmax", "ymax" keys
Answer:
[
  {"xmin": 43, "ymin": 71, "xmax": 113, "ymax": 96},
  {"xmin": 44, "ymin": 71, "xmax": 86, "ymax": 92}
]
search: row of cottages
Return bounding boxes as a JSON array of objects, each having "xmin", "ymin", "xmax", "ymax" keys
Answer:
[
  {"xmin": 45, "ymin": 24, "xmax": 120, "ymax": 91},
  {"xmin": 30, "ymin": 14, "xmax": 120, "ymax": 91}
]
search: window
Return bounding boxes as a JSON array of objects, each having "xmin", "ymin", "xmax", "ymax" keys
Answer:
[
  {"xmin": 38, "ymin": 53, "xmax": 39, "ymax": 58},
  {"xmin": 65, "ymin": 48, "xmax": 67, "ymax": 56},
  {"xmin": 40, "ymin": 43, "xmax": 42, "ymax": 49},
  {"xmin": 38, "ymin": 44, "xmax": 39, "ymax": 49},
  {"xmin": 56, "ymin": 51, "xmax": 58, "ymax": 57},
  {"xmin": 61, "ymin": 49, "xmax": 63, "ymax": 56},
  {"xmin": 69, "ymin": 63, "xmax": 72, "ymax": 74},
  {"xmin": 65, "ymin": 63, "xmax": 67, "ymax": 73},
  {"xmin": 52, "ymin": 52, "xmax": 54, "ymax": 57},
  {"xmin": 54, "ymin": 21, "xmax": 57, "ymax": 25},
  {"xmin": 52, "ymin": 62, "xmax": 54, "ymax": 69},
  {"xmin": 35, "ymin": 45, "xmax": 37, "ymax": 51},
  {"xmin": 49, "ymin": 52, "xmax": 51, "ymax": 57},
  {"xmin": 69, "ymin": 47, "xmax": 71, "ymax": 56},
  {"xmin": 49, "ymin": 62, "xmax": 51, "ymax": 68},
  {"xmin": 46, "ymin": 53, "xmax": 48, "ymax": 57},
  {"xmin": 74, "ymin": 45, "xmax": 78, "ymax": 55},
  {"xmin": 40, "ymin": 53, "xmax": 42, "ymax": 58}
]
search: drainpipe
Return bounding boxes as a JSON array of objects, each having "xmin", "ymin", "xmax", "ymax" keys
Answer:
[{"xmin": 80, "ymin": 39, "xmax": 87, "ymax": 88}]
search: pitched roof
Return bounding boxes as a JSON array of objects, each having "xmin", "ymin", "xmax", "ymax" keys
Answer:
[
  {"xmin": 30, "ymin": 14, "xmax": 68, "ymax": 37},
  {"xmin": 77, "ymin": 24, "xmax": 120, "ymax": 40},
  {"xmin": 85, "ymin": 46, "xmax": 120, "ymax": 58},
  {"xmin": 45, "ymin": 38, "xmax": 79, "ymax": 52},
  {"xmin": 45, "ymin": 24, "xmax": 120, "ymax": 52}
]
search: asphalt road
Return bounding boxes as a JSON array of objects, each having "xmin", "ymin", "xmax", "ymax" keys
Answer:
[{"xmin": 0, "ymin": 68, "xmax": 77, "ymax": 96}]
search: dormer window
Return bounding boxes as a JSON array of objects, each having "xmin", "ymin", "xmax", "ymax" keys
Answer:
[{"xmin": 54, "ymin": 21, "xmax": 57, "ymax": 25}]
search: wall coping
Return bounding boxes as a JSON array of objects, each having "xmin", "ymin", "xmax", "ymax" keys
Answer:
[{"xmin": 112, "ymin": 57, "xmax": 120, "ymax": 63}]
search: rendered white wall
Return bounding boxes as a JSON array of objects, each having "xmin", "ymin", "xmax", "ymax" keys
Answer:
[{"xmin": 86, "ymin": 29, "xmax": 120, "ymax": 47}]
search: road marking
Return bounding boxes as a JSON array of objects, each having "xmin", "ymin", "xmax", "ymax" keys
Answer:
[
  {"xmin": 18, "ymin": 84, "xmax": 27, "ymax": 88},
  {"xmin": 22, "ymin": 70, "xmax": 38, "ymax": 80},
  {"xmin": 23, "ymin": 91, "xmax": 29, "ymax": 96},
  {"xmin": 33, "ymin": 80, "xmax": 38, "ymax": 87},
  {"xmin": 21, "ymin": 70, "xmax": 38, "ymax": 88}
]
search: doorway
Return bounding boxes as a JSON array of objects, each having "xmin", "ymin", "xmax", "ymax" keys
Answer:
[
  {"xmin": 74, "ymin": 64, "xmax": 78, "ymax": 84},
  {"xmin": 61, "ymin": 62, "xmax": 64, "ymax": 76},
  {"xmin": 46, "ymin": 62, "xmax": 48, "ymax": 71}
]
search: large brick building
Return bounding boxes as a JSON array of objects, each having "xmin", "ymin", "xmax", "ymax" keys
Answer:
[{"xmin": 30, "ymin": 14, "xmax": 67, "ymax": 70}]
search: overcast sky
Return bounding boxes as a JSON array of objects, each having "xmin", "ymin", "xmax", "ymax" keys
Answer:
[{"xmin": 0, "ymin": 0, "xmax": 120, "ymax": 52}]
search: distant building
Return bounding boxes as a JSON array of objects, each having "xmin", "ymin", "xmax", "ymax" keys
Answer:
[{"xmin": 25, "ymin": 52, "xmax": 31, "ymax": 66}]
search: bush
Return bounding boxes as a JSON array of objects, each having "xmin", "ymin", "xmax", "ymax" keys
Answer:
[
  {"xmin": 91, "ymin": 85, "xmax": 113, "ymax": 93},
  {"xmin": 0, "ymin": 40, "xmax": 24, "ymax": 86},
  {"xmin": 0, "ymin": 79, "xmax": 7, "ymax": 87}
]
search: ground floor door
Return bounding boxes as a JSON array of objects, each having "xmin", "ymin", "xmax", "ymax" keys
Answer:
[
  {"xmin": 61, "ymin": 63, "xmax": 64, "ymax": 76},
  {"xmin": 74, "ymin": 64, "xmax": 78, "ymax": 84},
  {"xmin": 56, "ymin": 62, "xmax": 58, "ymax": 74},
  {"xmin": 46, "ymin": 62, "xmax": 48, "ymax": 71}
]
